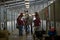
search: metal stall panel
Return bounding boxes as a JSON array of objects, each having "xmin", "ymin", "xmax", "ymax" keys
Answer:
[
  {"xmin": 6, "ymin": 7, "xmax": 23, "ymax": 32},
  {"xmin": 0, "ymin": 6, "xmax": 4, "ymax": 30},
  {"xmin": 0, "ymin": 6, "xmax": 7, "ymax": 30},
  {"xmin": 7, "ymin": 9, "xmax": 17, "ymax": 32},
  {"xmin": 7, "ymin": 9, "xmax": 12, "ymax": 32}
]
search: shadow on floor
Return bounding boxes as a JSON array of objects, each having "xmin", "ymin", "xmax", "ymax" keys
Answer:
[{"xmin": 45, "ymin": 36, "xmax": 60, "ymax": 40}]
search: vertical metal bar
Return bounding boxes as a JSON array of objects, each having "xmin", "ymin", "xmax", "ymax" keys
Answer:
[
  {"xmin": 1, "ymin": 8, "xmax": 3, "ymax": 30},
  {"xmin": 42, "ymin": 0, "xmax": 44, "ymax": 31},
  {"xmin": 46, "ymin": 0, "xmax": 49, "ymax": 33},
  {"xmin": 9, "ymin": 10, "xmax": 11, "ymax": 32},
  {"xmin": 34, "ymin": 0, "xmax": 36, "ymax": 12},
  {"xmin": 14, "ymin": 10, "xmax": 16, "ymax": 30},
  {"xmin": 11, "ymin": 10, "xmax": 12, "ymax": 32},
  {"xmin": 6, "ymin": 8, "xmax": 7, "ymax": 29},
  {"xmin": 10, "ymin": 10, "xmax": 12, "ymax": 32},
  {"xmin": 3, "ymin": 0, "xmax": 7, "ymax": 30},
  {"xmin": 0, "ymin": 6, "xmax": 1, "ymax": 30},
  {"xmin": 12, "ymin": 10, "xmax": 14, "ymax": 31},
  {"xmin": 13, "ymin": 10, "xmax": 14, "ymax": 31},
  {"xmin": 12, "ymin": 10, "xmax": 13, "ymax": 31},
  {"xmin": 4, "ymin": 8, "xmax": 7, "ymax": 29},
  {"xmin": 3, "ymin": 7, "xmax": 4, "ymax": 29},
  {"xmin": 1, "ymin": 6, "xmax": 4, "ymax": 30},
  {"xmin": 6, "ymin": 8, "xmax": 7, "ymax": 30},
  {"xmin": 53, "ymin": 1, "xmax": 56, "ymax": 29},
  {"xmin": 6, "ymin": 9, "xmax": 8, "ymax": 31},
  {"xmin": 8, "ymin": 10, "xmax": 11, "ymax": 32},
  {"xmin": 6, "ymin": 9, "xmax": 8, "ymax": 30},
  {"xmin": 48, "ymin": 6, "xmax": 51, "ymax": 30},
  {"xmin": 3, "ymin": 0, "xmax": 5, "ymax": 30}
]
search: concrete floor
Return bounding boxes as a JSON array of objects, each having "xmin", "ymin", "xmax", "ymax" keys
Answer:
[{"xmin": 9, "ymin": 29, "xmax": 33, "ymax": 40}]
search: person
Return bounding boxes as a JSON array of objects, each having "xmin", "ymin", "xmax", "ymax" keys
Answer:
[
  {"xmin": 17, "ymin": 13, "xmax": 24, "ymax": 36},
  {"xmin": 24, "ymin": 10, "xmax": 31, "ymax": 35},
  {"xmin": 33, "ymin": 12, "xmax": 42, "ymax": 40},
  {"xmin": 48, "ymin": 27, "xmax": 57, "ymax": 40},
  {"xmin": 24, "ymin": 13, "xmax": 30, "ymax": 34}
]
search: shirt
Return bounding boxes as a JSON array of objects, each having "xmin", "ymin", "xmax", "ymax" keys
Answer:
[
  {"xmin": 17, "ymin": 18, "xmax": 24, "ymax": 25},
  {"xmin": 34, "ymin": 18, "xmax": 41, "ymax": 26}
]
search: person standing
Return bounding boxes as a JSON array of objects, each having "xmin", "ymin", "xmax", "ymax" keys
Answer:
[
  {"xmin": 25, "ymin": 13, "xmax": 30, "ymax": 34},
  {"xmin": 48, "ymin": 27, "xmax": 56, "ymax": 40},
  {"xmin": 17, "ymin": 13, "xmax": 24, "ymax": 36},
  {"xmin": 33, "ymin": 12, "xmax": 42, "ymax": 40}
]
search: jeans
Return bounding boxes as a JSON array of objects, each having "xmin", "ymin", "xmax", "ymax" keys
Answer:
[
  {"xmin": 25, "ymin": 25, "xmax": 30, "ymax": 34},
  {"xmin": 19, "ymin": 25, "xmax": 23, "ymax": 36}
]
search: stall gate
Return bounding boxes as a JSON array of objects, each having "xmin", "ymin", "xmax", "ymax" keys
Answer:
[{"xmin": 0, "ymin": 6, "xmax": 19, "ymax": 32}]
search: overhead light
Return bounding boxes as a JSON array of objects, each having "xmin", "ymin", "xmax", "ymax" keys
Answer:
[
  {"xmin": 50, "ymin": 1, "xmax": 53, "ymax": 3},
  {"xmin": 26, "ymin": 6, "xmax": 29, "ymax": 8},
  {"xmin": 26, "ymin": 5, "xmax": 29, "ymax": 8},
  {"xmin": 25, "ymin": 0, "xmax": 30, "ymax": 8},
  {"xmin": 25, "ymin": 0, "xmax": 29, "ymax": 1},
  {"xmin": 25, "ymin": 2, "xmax": 30, "ymax": 5}
]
